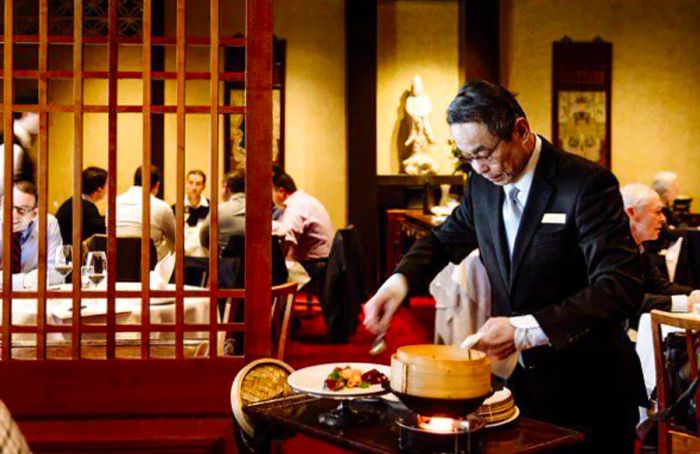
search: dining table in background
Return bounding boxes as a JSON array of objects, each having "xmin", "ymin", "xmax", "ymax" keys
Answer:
[{"xmin": 1, "ymin": 282, "xmax": 212, "ymax": 358}]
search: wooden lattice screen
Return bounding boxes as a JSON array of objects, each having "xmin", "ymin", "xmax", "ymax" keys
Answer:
[{"xmin": 0, "ymin": 0, "xmax": 273, "ymax": 362}]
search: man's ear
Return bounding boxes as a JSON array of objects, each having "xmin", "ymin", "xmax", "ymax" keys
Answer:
[
  {"xmin": 513, "ymin": 117, "xmax": 531, "ymax": 143},
  {"xmin": 625, "ymin": 206, "xmax": 636, "ymax": 219}
]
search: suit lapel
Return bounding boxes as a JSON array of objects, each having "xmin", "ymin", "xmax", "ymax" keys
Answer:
[
  {"xmin": 509, "ymin": 140, "xmax": 557, "ymax": 289},
  {"xmin": 484, "ymin": 183, "xmax": 511, "ymax": 293}
]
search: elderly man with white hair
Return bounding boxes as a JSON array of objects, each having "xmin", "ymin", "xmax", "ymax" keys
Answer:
[
  {"xmin": 621, "ymin": 183, "xmax": 699, "ymax": 326},
  {"xmin": 651, "ymin": 171, "xmax": 681, "ymax": 225}
]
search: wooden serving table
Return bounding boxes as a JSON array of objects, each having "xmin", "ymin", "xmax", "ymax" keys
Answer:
[
  {"xmin": 244, "ymin": 394, "xmax": 582, "ymax": 453},
  {"xmin": 385, "ymin": 209, "xmax": 445, "ymax": 277}
]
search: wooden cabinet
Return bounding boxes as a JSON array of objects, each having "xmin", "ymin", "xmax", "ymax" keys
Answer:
[{"xmin": 385, "ymin": 209, "xmax": 443, "ymax": 276}]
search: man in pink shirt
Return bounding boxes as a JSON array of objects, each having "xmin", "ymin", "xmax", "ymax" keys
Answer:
[{"xmin": 272, "ymin": 171, "xmax": 334, "ymax": 285}]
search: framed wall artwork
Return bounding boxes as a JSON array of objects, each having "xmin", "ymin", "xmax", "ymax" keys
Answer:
[
  {"xmin": 224, "ymin": 36, "xmax": 286, "ymax": 174},
  {"xmin": 552, "ymin": 37, "xmax": 612, "ymax": 168}
]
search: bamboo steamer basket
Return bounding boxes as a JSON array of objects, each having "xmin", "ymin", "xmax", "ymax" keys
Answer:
[{"xmin": 390, "ymin": 344, "xmax": 491, "ymax": 400}]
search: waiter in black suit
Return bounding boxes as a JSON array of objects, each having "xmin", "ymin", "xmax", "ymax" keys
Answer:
[{"xmin": 365, "ymin": 80, "xmax": 646, "ymax": 453}]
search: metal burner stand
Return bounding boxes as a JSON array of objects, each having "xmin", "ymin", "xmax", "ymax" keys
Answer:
[
  {"xmin": 396, "ymin": 413, "xmax": 485, "ymax": 454},
  {"xmin": 317, "ymin": 399, "xmax": 373, "ymax": 427}
]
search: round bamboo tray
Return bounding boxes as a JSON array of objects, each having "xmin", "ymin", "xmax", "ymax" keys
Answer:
[{"xmin": 390, "ymin": 344, "xmax": 491, "ymax": 400}]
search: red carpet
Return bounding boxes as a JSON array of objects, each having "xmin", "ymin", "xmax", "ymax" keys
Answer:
[{"xmin": 278, "ymin": 297, "xmax": 436, "ymax": 453}]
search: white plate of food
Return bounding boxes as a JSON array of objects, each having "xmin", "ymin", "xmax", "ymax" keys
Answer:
[{"xmin": 287, "ymin": 362, "xmax": 390, "ymax": 398}]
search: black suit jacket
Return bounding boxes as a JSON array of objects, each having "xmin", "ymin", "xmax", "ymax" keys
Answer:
[
  {"xmin": 396, "ymin": 138, "xmax": 647, "ymax": 425},
  {"xmin": 55, "ymin": 197, "xmax": 106, "ymax": 245},
  {"xmin": 638, "ymin": 250, "xmax": 693, "ymax": 314}
]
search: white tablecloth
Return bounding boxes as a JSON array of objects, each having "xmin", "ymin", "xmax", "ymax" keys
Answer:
[
  {"xmin": 1, "ymin": 282, "xmax": 211, "ymax": 343},
  {"xmin": 635, "ymin": 312, "xmax": 686, "ymax": 398}
]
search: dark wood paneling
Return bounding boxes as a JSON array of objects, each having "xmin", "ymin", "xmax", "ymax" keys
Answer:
[
  {"xmin": 346, "ymin": 0, "xmax": 378, "ymax": 289},
  {"xmin": 0, "ymin": 359, "xmax": 244, "ymax": 417},
  {"xmin": 245, "ymin": 0, "xmax": 274, "ymax": 360},
  {"xmin": 152, "ymin": 0, "xmax": 165, "ymax": 198},
  {"xmin": 20, "ymin": 417, "xmax": 235, "ymax": 453},
  {"xmin": 460, "ymin": 0, "xmax": 500, "ymax": 84}
]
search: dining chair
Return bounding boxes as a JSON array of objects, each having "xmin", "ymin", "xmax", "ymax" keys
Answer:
[
  {"xmin": 222, "ymin": 235, "xmax": 289, "ymax": 288},
  {"xmin": 320, "ymin": 225, "xmax": 367, "ymax": 343},
  {"xmin": 219, "ymin": 282, "xmax": 297, "ymax": 360},
  {"xmin": 229, "ymin": 358, "xmax": 296, "ymax": 453},
  {"xmin": 651, "ymin": 310, "xmax": 700, "ymax": 453},
  {"xmin": 83, "ymin": 234, "xmax": 157, "ymax": 282}
]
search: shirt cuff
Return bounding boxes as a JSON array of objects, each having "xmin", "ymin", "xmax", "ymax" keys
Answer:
[
  {"xmin": 671, "ymin": 294, "xmax": 689, "ymax": 312},
  {"xmin": 510, "ymin": 315, "xmax": 540, "ymax": 329},
  {"xmin": 509, "ymin": 315, "xmax": 550, "ymax": 350},
  {"xmin": 380, "ymin": 273, "xmax": 409, "ymax": 301}
]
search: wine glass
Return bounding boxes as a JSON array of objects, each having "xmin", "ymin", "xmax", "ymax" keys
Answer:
[
  {"xmin": 55, "ymin": 245, "xmax": 73, "ymax": 283},
  {"xmin": 85, "ymin": 251, "xmax": 107, "ymax": 288}
]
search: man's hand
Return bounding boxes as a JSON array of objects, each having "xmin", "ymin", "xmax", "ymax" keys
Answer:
[
  {"xmin": 363, "ymin": 274, "xmax": 408, "ymax": 335},
  {"xmin": 689, "ymin": 290, "xmax": 700, "ymax": 309},
  {"xmin": 476, "ymin": 317, "xmax": 516, "ymax": 360}
]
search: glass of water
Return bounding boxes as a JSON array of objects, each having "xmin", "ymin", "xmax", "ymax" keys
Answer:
[{"xmin": 85, "ymin": 251, "xmax": 107, "ymax": 288}]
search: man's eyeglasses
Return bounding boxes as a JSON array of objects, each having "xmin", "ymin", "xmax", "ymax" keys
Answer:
[
  {"xmin": 460, "ymin": 138, "xmax": 503, "ymax": 165},
  {"xmin": 12, "ymin": 205, "xmax": 35, "ymax": 216}
]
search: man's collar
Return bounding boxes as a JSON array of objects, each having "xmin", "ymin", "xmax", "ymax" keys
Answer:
[
  {"xmin": 185, "ymin": 196, "xmax": 209, "ymax": 208},
  {"xmin": 504, "ymin": 134, "xmax": 542, "ymax": 197},
  {"xmin": 282, "ymin": 189, "xmax": 302, "ymax": 208}
]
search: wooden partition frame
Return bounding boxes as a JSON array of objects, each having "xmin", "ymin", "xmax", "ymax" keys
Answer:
[{"xmin": 0, "ymin": 1, "xmax": 274, "ymax": 443}]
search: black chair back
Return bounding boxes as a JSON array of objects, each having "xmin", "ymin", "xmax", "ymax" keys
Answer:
[
  {"xmin": 675, "ymin": 228, "xmax": 700, "ymax": 288},
  {"xmin": 321, "ymin": 225, "xmax": 367, "ymax": 343},
  {"xmin": 179, "ymin": 255, "xmax": 240, "ymax": 289},
  {"xmin": 222, "ymin": 234, "xmax": 288, "ymax": 288},
  {"xmin": 83, "ymin": 234, "xmax": 158, "ymax": 282}
]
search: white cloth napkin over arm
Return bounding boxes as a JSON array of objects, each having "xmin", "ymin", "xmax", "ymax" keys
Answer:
[
  {"xmin": 429, "ymin": 249, "xmax": 491, "ymax": 345},
  {"xmin": 150, "ymin": 252, "xmax": 175, "ymax": 289}
]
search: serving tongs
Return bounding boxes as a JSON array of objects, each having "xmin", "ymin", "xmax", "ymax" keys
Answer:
[
  {"xmin": 369, "ymin": 332, "xmax": 387, "ymax": 356},
  {"xmin": 459, "ymin": 332, "xmax": 483, "ymax": 359}
]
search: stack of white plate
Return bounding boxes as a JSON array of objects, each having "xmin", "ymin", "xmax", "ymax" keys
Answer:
[{"xmin": 476, "ymin": 388, "xmax": 519, "ymax": 427}]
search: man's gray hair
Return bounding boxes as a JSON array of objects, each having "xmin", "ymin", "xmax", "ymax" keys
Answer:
[
  {"xmin": 652, "ymin": 171, "xmax": 678, "ymax": 198},
  {"xmin": 621, "ymin": 183, "xmax": 659, "ymax": 210}
]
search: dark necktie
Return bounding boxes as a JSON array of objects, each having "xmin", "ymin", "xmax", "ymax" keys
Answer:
[{"xmin": 11, "ymin": 231, "xmax": 22, "ymax": 273}]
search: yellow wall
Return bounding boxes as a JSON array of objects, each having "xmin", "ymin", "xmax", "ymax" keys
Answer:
[
  {"xmin": 273, "ymin": 0, "xmax": 347, "ymax": 229},
  {"xmin": 47, "ymin": 0, "xmax": 348, "ymax": 229},
  {"xmin": 501, "ymin": 0, "xmax": 700, "ymax": 203},
  {"xmin": 48, "ymin": 46, "xmax": 152, "ymax": 214},
  {"xmin": 377, "ymin": 0, "xmax": 460, "ymax": 175}
]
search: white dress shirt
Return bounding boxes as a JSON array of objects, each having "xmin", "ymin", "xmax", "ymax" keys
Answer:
[
  {"xmin": 115, "ymin": 186, "xmax": 176, "ymax": 260},
  {"xmin": 0, "ymin": 214, "xmax": 63, "ymax": 288},
  {"xmin": 501, "ymin": 135, "xmax": 550, "ymax": 350},
  {"xmin": 273, "ymin": 189, "xmax": 334, "ymax": 262}
]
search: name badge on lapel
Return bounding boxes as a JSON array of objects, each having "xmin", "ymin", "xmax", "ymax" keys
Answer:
[{"xmin": 541, "ymin": 213, "xmax": 566, "ymax": 224}]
